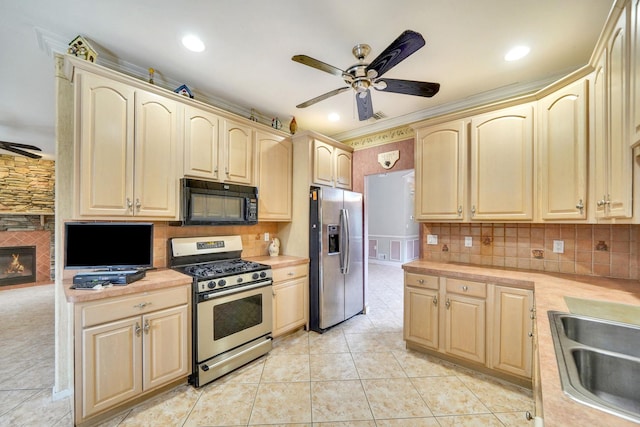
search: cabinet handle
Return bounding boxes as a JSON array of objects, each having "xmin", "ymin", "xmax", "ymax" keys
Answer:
[
  {"xmin": 432, "ymin": 295, "xmax": 438, "ymax": 306},
  {"xmin": 445, "ymin": 298, "xmax": 450, "ymax": 309},
  {"xmin": 471, "ymin": 205, "xmax": 476, "ymax": 216},
  {"xmin": 135, "ymin": 322, "xmax": 141, "ymax": 337},
  {"xmin": 288, "ymin": 272, "xmax": 295, "ymax": 276},
  {"xmin": 525, "ymin": 411, "xmax": 533, "ymax": 421},
  {"xmin": 126, "ymin": 198, "xmax": 133, "ymax": 211},
  {"xmin": 417, "ymin": 279, "xmax": 425, "ymax": 284},
  {"xmin": 462, "ymin": 285, "xmax": 468, "ymax": 292},
  {"xmin": 135, "ymin": 198, "xmax": 141, "ymax": 211},
  {"xmin": 597, "ymin": 197, "xmax": 610, "ymax": 207},
  {"xmin": 143, "ymin": 319, "xmax": 150, "ymax": 334},
  {"xmin": 457, "ymin": 206, "xmax": 463, "ymax": 216},
  {"xmin": 575, "ymin": 199, "xmax": 584, "ymax": 213},
  {"xmin": 133, "ymin": 302, "xmax": 152, "ymax": 309}
]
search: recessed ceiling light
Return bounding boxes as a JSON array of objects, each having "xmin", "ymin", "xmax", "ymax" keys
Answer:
[
  {"xmin": 328, "ymin": 112, "xmax": 340, "ymax": 122},
  {"xmin": 504, "ymin": 45, "xmax": 530, "ymax": 61},
  {"xmin": 182, "ymin": 35, "xmax": 205, "ymax": 52}
]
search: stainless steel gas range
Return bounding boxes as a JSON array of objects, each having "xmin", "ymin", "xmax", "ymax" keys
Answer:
[{"xmin": 169, "ymin": 235, "xmax": 273, "ymax": 387}]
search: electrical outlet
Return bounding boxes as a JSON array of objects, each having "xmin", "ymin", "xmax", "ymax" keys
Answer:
[
  {"xmin": 464, "ymin": 236, "xmax": 473, "ymax": 247},
  {"xmin": 553, "ymin": 240, "xmax": 564, "ymax": 253},
  {"xmin": 427, "ymin": 234, "xmax": 438, "ymax": 245},
  {"xmin": 264, "ymin": 232, "xmax": 270, "ymax": 242}
]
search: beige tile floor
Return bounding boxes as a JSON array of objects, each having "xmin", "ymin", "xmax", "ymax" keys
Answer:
[{"xmin": 0, "ymin": 264, "xmax": 534, "ymax": 426}]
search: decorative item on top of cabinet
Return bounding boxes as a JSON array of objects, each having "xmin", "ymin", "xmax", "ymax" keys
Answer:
[
  {"xmin": 413, "ymin": 119, "xmax": 466, "ymax": 221},
  {"xmin": 469, "ymin": 104, "xmax": 534, "ymax": 221},
  {"xmin": 272, "ymin": 263, "xmax": 309, "ymax": 337},
  {"xmin": 592, "ymin": 4, "xmax": 632, "ymax": 219},
  {"xmin": 256, "ymin": 131, "xmax": 292, "ymax": 221},
  {"xmin": 538, "ymin": 79, "xmax": 588, "ymax": 221},
  {"xmin": 76, "ymin": 69, "xmax": 180, "ymax": 219}
]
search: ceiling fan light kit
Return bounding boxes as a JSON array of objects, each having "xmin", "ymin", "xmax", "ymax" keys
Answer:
[{"xmin": 292, "ymin": 30, "xmax": 440, "ymax": 121}]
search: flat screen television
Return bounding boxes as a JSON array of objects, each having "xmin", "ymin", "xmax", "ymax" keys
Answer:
[{"xmin": 64, "ymin": 222, "xmax": 154, "ymax": 270}]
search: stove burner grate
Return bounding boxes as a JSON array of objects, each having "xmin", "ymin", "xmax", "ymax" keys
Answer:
[{"xmin": 184, "ymin": 259, "xmax": 267, "ymax": 279}]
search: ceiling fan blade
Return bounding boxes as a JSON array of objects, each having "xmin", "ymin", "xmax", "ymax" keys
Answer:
[
  {"xmin": 296, "ymin": 87, "xmax": 350, "ymax": 108},
  {"xmin": 366, "ymin": 30, "xmax": 426, "ymax": 79},
  {"xmin": 0, "ymin": 140, "xmax": 42, "ymax": 151},
  {"xmin": 292, "ymin": 54, "xmax": 348, "ymax": 79},
  {"xmin": 375, "ymin": 78, "xmax": 440, "ymax": 97},
  {"xmin": 0, "ymin": 144, "xmax": 42, "ymax": 159},
  {"xmin": 356, "ymin": 90, "xmax": 374, "ymax": 121}
]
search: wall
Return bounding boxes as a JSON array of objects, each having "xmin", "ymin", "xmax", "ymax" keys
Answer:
[{"xmin": 351, "ymin": 138, "xmax": 414, "ymax": 194}]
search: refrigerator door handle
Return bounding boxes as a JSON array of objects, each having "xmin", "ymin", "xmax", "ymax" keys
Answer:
[{"xmin": 340, "ymin": 208, "xmax": 350, "ymax": 274}]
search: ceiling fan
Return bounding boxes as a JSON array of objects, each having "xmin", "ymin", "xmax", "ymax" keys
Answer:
[
  {"xmin": 292, "ymin": 30, "xmax": 440, "ymax": 121},
  {"xmin": 0, "ymin": 141, "xmax": 42, "ymax": 159}
]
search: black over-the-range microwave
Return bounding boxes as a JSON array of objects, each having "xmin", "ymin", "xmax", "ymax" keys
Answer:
[{"xmin": 173, "ymin": 178, "xmax": 258, "ymax": 226}]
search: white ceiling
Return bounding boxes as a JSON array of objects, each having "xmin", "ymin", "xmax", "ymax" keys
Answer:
[{"xmin": 0, "ymin": 0, "xmax": 614, "ymax": 159}]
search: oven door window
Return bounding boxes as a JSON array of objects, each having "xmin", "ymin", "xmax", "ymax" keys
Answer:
[
  {"xmin": 191, "ymin": 193, "xmax": 243, "ymax": 222},
  {"xmin": 213, "ymin": 294, "xmax": 263, "ymax": 340}
]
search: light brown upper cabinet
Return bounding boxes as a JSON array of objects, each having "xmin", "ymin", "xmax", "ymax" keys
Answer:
[
  {"xmin": 256, "ymin": 131, "xmax": 292, "ymax": 221},
  {"xmin": 593, "ymin": 5, "xmax": 633, "ymax": 219},
  {"xmin": 312, "ymin": 139, "xmax": 353, "ymax": 190},
  {"xmin": 469, "ymin": 104, "xmax": 535, "ymax": 221},
  {"xmin": 414, "ymin": 120, "xmax": 467, "ymax": 221},
  {"xmin": 538, "ymin": 79, "xmax": 588, "ymax": 220},
  {"xmin": 76, "ymin": 70, "xmax": 180, "ymax": 219},
  {"xmin": 632, "ymin": 0, "xmax": 640, "ymax": 145},
  {"xmin": 183, "ymin": 106, "xmax": 221, "ymax": 181},
  {"xmin": 222, "ymin": 118, "xmax": 255, "ymax": 185}
]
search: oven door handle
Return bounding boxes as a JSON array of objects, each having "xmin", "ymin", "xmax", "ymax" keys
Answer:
[{"xmin": 202, "ymin": 280, "xmax": 272, "ymax": 300}]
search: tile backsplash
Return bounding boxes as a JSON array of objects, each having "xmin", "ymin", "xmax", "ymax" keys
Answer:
[{"xmin": 421, "ymin": 223, "xmax": 640, "ymax": 280}]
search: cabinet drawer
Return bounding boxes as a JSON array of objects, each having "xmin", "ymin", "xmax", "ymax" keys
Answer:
[
  {"xmin": 405, "ymin": 272, "xmax": 439, "ymax": 290},
  {"xmin": 81, "ymin": 285, "xmax": 190, "ymax": 328},
  {"xmin": 445, "ymin": 278, "xmax": 486, "ymax": 298},
  {"xmin": 273, "ymin": 264, "xmax": 309, "ymax": 282}
]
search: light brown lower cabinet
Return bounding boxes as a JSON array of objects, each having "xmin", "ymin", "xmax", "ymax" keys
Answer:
[
  {"xmin": 272, "ymin": 263, "xmax": 309, "ymax": 337},
  {"xmin": 74, "ymin": 285, "xmax": 190, "ymax": 424},
  {"xmin": 404, "ymin": 272, "xmax": 533, "ymax": 382}
]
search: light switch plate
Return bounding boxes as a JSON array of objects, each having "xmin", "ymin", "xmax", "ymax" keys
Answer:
[
  {"xmin": 427, "ymin": 234, "xmax": 438, "ymax": 245},
  {"xmin": 464, "ymin": 236, "xmax": 472, "ymax": 247},
  {"xmin": 264, "ymin": 232, "xmax": 270, "ymax": 241},
  {"xmin": 553, "ymin": 240, "xmax": 564, "ymax": 253}
]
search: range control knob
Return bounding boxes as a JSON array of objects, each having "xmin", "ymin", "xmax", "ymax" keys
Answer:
[
  {"xmin": 207, "ymin": 281, "xmax": 216, "ymax": 289},
  {"xmin": 237, "ymin": 277, "xmax": 243, "ymax": 283},
  {"xmin": 260, "ymin": 271, "xmax": 267, "ymax": 278},
  {"xmin": 218, "ymin": 279, "xmax": 226, "ymax": 287},
  {"xmin": 201, "ymin": 364, "xmax": 209, "ymax": 371},
  {"xmin": 252, "ymin": 272, "xmax": 259, "ymax": 280}
]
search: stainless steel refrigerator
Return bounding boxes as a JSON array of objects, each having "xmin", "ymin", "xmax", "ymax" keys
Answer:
[{"xmin": 309, "ymin": 186, "xmax": 364, "ymax": 332}]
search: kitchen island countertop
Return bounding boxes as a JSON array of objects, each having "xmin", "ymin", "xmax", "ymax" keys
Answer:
[{"xmin": 402, "ymin": 259, "xmax": 640, "ymax": 427}]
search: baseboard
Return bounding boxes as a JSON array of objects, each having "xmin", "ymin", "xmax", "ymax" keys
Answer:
[{"xmin": 52, "ymin": 387, "xmax": 73, "ymax": 401}]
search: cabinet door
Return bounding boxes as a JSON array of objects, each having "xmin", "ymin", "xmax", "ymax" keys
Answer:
[
  {"xmin": 444, "ymin": 294, "xmax": 485, "ymax": 363},
  {"xmin": 404, "ymin": 286, "xmax": 439, "ymax": 349},
  {"xmin": 77, "ymin": 71, "xmax": 135, "ymax": 217},
  {"xmin": 538, "ymin": 80, "xmax": 587, "ymax": 220},
  {"xmin": 257, "ymin": 132, "xmax": 292, "ymax": 221},
  {"xmin": 470, "ymin": 105, "xmax": 534, "ymax": 221},
  {"xmin": 184, "ymin": 106, "xmax": 220, "ymax": 180},
  {"xmin": 272, "ymin": 277, "xmax": 308, "ymax": 337},
  {"xmin": 632, "ymin": 0, "xmax": 640, "ymax": 145},
  {"xmin": 593, "ymin": 53, "xmax": 608, "ymax": 219},
  {"xmin": 491, "ymin": 286, "xmax": 533, "ymax": 378},
  {"xmin": 313, "ymin": 139, "xmax": 335, "ymax": 186},
  {"xmin": 143, "ymin": 305, "xmax": 189, "ymax": 390},
  {"xmin": 415, "ymin": 120, "xmax": 466, "ymax": 220},
  {"xmin": 82, "ymin": 316, "xmax": 141, "ymax": 418},
  {"xmin": 335, "ymin": 148, "xmax": 353, "ymax": 189},
  {"xmin": 607, "ymin": 8, "xmax": 632, "ymax": 218},
  {"xmin": 134, "ymin": 91, "xmax": 179, "ymax": 218},
  {"xmin": 223, "ymin": 119, "xmax": 254, "ymax": 185}
]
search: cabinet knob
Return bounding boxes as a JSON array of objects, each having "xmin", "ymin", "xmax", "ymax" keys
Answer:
[
  {"xmin": 288, "ymin": 272, "xmax": 294, "ymax": 276},
  {"xmin": 126, "ymin": 198, "xmax": 133, "ymax": 210},
  {"xmin": 418, "ymin": 279, "xmax": 425, "ymax": 284},
  {"xmin": 471, "ymin": 205, "xmax": 476, "ymax": 216},
  {"xmin": 575, "ymin": 199, "xmax": 584, "ymax": 213},
  {"xmin": 135, "ymin": 198, "xmax": 141, "ymax": 210},
  {"xmin": 135, "ymin": 322, "xmax": 141, "ymax": 337},
  {"xmin": 528, "ymin": 332, "xmax": 534, "ymax": 338},
  {"xmin": 143, "ymin": 319, "xmax": 150, "ymax": 334},
  {"xmin": 457, "ymin": 206, "xmax": 463, "ymax": 216},
  {"xmin": 462, "ymin": 285, "xmax": 468, "ymax": 292},
  {"xmin": 445, "ymin": 298, "xmax": 450, "ymax": 309},
  {"xmin": 432, "ymin": 295, "xmax": 438, "ymax": 306}
]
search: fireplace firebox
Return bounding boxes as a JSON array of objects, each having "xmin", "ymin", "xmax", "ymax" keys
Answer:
[{"xmin": 0, "ymin": 246, "xmax": 36, "ymax": 286}]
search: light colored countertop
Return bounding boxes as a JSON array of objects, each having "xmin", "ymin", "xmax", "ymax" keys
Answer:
[
  {"xmin": 64, "ymin": 268, "xmax": 192, "ymax": 303},
  {"xmin": 246, "ymin": 255, "xmax": 310, "ymax": 269},
  {"xmin": 402, "ymin": 260, "xmax": 640, "ymax": 427}
]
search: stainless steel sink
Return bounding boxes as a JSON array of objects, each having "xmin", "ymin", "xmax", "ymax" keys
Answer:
[{"xmin": 548, "ymin": 311, "xmax": 640, "ymax": 423}]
